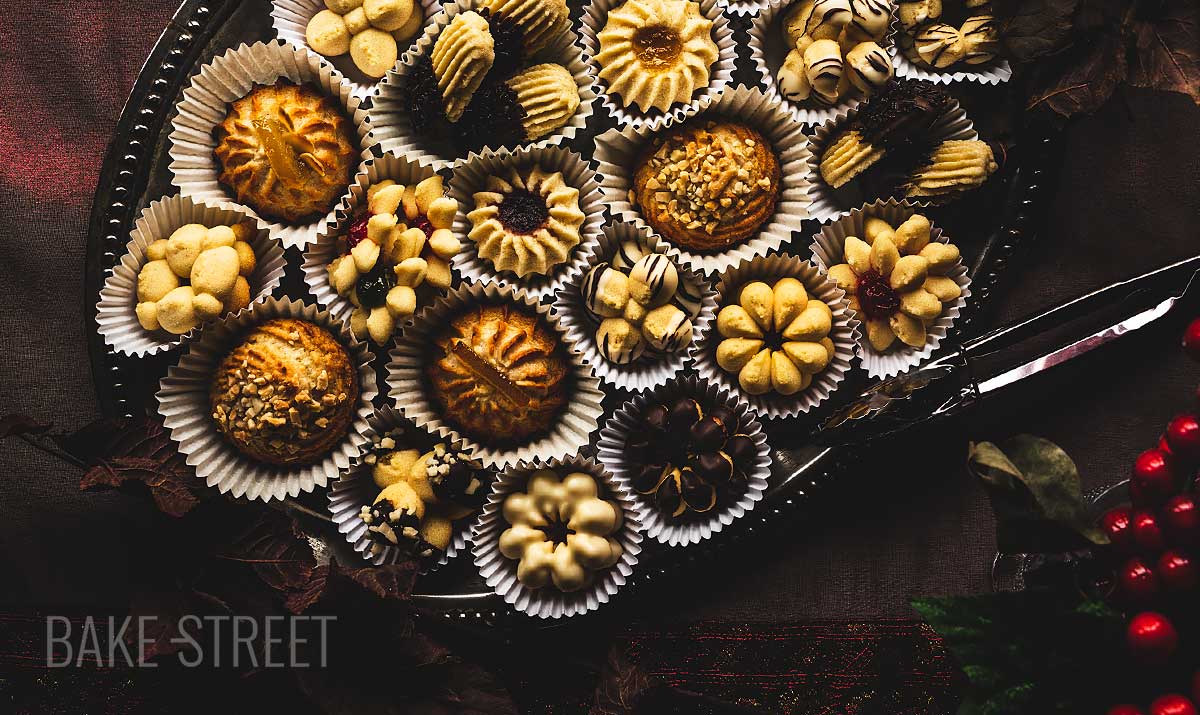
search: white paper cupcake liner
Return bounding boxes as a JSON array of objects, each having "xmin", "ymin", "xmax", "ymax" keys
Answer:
[
  {"xmin": 595, "ymin": 375, "xmax": 772, "ymax": 546},
  {"xmin": 890, "ymin": 16, "xmax": 1012, "ymax": 85},
  {"xmin": 157, "ymin": 297, "xmax": 378, "ymax": 502},
  {"xmin": 386, "ymin": 281, "xmax": 606, "ymax": 469},
  {"xmin": 809, "ymin": 199, "xmax": 970, "ymax": 378},
  {"xmin": 552, "ymin": 222, "xmax": 717, "ymax": 392},
  {"xmin": 301, "ymin": 151, "xmax": 451, "ymax": 324},
  {"xmin": 714, "ymin": 0, "xmax": 771, "ymax": 16},
  {"xmin": 272, "ymin": 0, "xmax": 443, "ymax": 101},
  {"xmin": 470, "ymin": 455, "xmax": 642, "ymax": 618},
  {"xmin": 448, "ymin": 145, "xmax": 604, "ymax": 301},
  {"xmin": 579, "ymin": 0, "xmax": 737, "ymax": 130},
  {"xmin": 594, "ymin": 84, "xmax": 814, "ymax": 275},
  {"xmin": 691, "ymin": 254, "xmax": 859, "ymax": 419},
  {"xmin": 806, "ymin": 93, "xmax": 977, "ymax": 221},
  {"xmin": 167, "ymin": 40, "xmax": 374, "ymax": 249},
  {"xmin": 97, "ymin": 195, "xmax": 287, "ymax": 357},
  {"xmin": 369, "ymin": 0, "xmax": 598, "ymax": 169},
  {"xmin": 749, "ymin": 0, "xmax": 898, "ymax": 126},
  {"xmin": 327, "ymin": 406, "xmax": 490, "ymax": 573}
]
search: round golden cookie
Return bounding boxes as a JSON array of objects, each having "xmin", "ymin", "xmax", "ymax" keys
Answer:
[{"xmin": 632, "ymin": 120, "xmax": 780, "ymax": 252}]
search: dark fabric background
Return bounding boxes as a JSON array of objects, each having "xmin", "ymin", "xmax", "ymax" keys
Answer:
[{"xmin": 1, "ymin": 0, "xmax": 1199, "ymax": 656}]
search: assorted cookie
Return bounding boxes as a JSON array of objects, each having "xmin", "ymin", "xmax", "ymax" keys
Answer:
[
  {"xmin": 897, "ymin": 0, "xmax": 999, "ymax": 72},
  {"xmin": 631, "ymin": 119, "xmax": 781, "ymax": 253},
  {"xmin": 209, "ymin": 318, "xmax": 358, "ymax": 465},
  {"xmin": 715, "ymin": 278, "xmax": 835, "ymax": 396},
  {"xmin": 326, "ymin": 174, "xmax": 460, "ymax": 344},
  {"xmin": 358, "ymin": 429, "xmax": 488, "ymax": 562},
  {"xmin": 581, "ymin": 246, "xmax": 702, "ymax": 365},
  {"xmin": 775, "ymin": 0, "xmax": 893, "ymax": 107},
  {"xmin": 403, "ymin": 3, "xmax": 580, "ymax": 155},
  {"xmin": 466, "ymin": 164, "xmax": 586, "ymax": 278},
  {"xmin": 497, "ymin": 468, "xmax": 625, "ymax": 592},
  {"xmin": 818, "ymin": 79, "xmax": 996, "ymax": 201},
  {"xmin": 213, "ymin": 81, "xmax": 359, "ymax": 224},
  {"xmin": 306, "ymin": 0, "xmax": 426, "ymax": 78},
  {"xmin": 593, "ymin": 0, "xmax": 720, "ymax": 114},
  {"xmin": 625, "ymin": 396, "xmax": 757, "ymax": 519},
  {"xmin": 825, "ymin": 212, "xmax": 962, "ymax": 351},
  {"xmin": 134, "ymin": 220, "xmax": 257, "ymax": 335}
]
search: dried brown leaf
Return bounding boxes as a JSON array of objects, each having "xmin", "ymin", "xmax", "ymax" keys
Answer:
[
  {"xmin": 285, "ymin": 565, "xmax": 330, "ymax": 614},
  {"xmin": 1026, "ymin": 29, "xmax": 1128, "ymax": 117},
  {"xmin": 0, "ymin": 414, "xmax": 52, "ymax": 438},
  {"xmin": 591, "ymin": 645, "xmax": 652, "ymax": 715},
  {"xmin": 338, "ymin": 561, "xmax": 420, "ymax": 600},
  {"xmin": 997, "ymin": 0, "xmax": 1081, "ymax": 61},
  {"xmin": 80, "ymin": 456, "xmax": 200, "ymax": 517},
  {"xmin": 1127, "ymin": 0, "xmax": 1200, "ymax": 104}
]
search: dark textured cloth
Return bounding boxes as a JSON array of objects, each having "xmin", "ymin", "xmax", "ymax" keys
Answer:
[{"xmin": 0, "ymin": 0, "xmax": 1199, "ymax": 703}]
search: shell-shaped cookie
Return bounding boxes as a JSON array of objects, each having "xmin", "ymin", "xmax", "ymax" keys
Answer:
[
  {"xmin": 430, "ymin": 11, "xmax": 496, "ymax": 122},
  {"xmin": 505, "ymin": 63, "xmax": 580, "ymax": 141}
]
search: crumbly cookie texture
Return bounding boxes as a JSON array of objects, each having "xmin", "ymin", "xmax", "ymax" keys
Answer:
[
  {"xmin": 825, "ymin": 212, "xmax": 962, "ymax": 352},
  {"xmin": 715, "ymin": 278, "xmax": 835, "ymax": 396},
  {"xmin": 209, "ymin": 318, "xmax": 358, "ymax": 465},
  {"xmin": 594, "ymin": 0, "xmax": 719, "ymax": 114}
]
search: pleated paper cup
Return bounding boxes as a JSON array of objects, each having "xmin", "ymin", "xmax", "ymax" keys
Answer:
[
  {"xmin": 594, "ymin": 84, "xmax": 814, "ymax": 276},
  {"xmin": 97, "ymin": 195, "xmax": 286, "ymax": 357},
  {"xmin": 327, "ymin": 406, "xmax": 491, "ymax": 573},
  {"xmin": 714, "ymin": 0, "xmax": 771, "ymax": 16},
  {"xmin": 369, "ymin": 0, "xmax": 598, "ymax": 170},
  {"xmin": 167, "ymin": 40, "xmax": 373, "ymax": 249},
  {"xmin": 890, "ymin": 17, "xmax": 1012, "ymax": 85},
  {"xmin": 595, "ymin": 375, "xmax": 772, "ymax": 546},
  {"xmin": 157, "ymin": 297, "xmax": 378, "ymax": 502},
  {"xmin": 271, "ymin": 0, "xmax": 442, "ymax": 100},
  {"xmin": 301, "ymin": 152, "xmax": 451, "ymax": 324},
  {"xmin": 449, "ymin": 145, "xmax": 604, "ymax": 301},
  {"xmin": 692, "ymin": 255, "xmax": 858, "ymax": 419},
  {"xmin": 749, "ymin": 0, "xmax": 897, "ymax": 126},
  {"xmin": 552, "ymin": 222, "xmax": 717, "ymax": 392},
  {"xmin": 806, "ymin": 93, "xmax": 976, "ymax": 221},
  {"xmin": 579, "ymin": 0, "xmax": 736, "ymax": 130},
  {"xmin": 471, "ymin": 455, "xmax": 641, "ymax": 618},
  {"xmin": 386, "ymin": 281, "xmax": 606, "ymax": 469},
  {"xmin": 809, "ymin": 199, "xmax": 970, "ymax": 378}
]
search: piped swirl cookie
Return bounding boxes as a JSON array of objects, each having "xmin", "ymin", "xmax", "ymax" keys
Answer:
[
  {"xmin": 467, "ymin": 164, "xmax": 585, "ymax": 278},
  {"xmin": 479, "ymin": 0, "xmax": 571, "ymax": 55},
  {"xmin": 430, "ymin": 11, "xmax": 496, "ymax": 122},
  {"xmin": 594, "ymin": 0, "xmax": 719, "ymax": 114}
]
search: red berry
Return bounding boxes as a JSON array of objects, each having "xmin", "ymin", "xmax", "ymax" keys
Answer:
[
  {"xmin": 1134, "ymin": 510, "xmax": 1169, "ymax": 553},
  {"xmin": 346, "ymin": 214, "xmax": 370, "ymax": 250},
  {"xmin": 1157, "ymin": 550, "xmax": 1198, "ymax": 592},
  {"xmin": 1118, "ymin": 557, "xmax": 1160, "ymax": 602},
  {"xmin": 1167, "ymin": 415, "xmax": 1200, "ymax": 463},
  {"xmin": 1184, "ymin": 317, "xmax": 1200, "ymax": 360},
  {"xmin": 1102, "ymin": 507, "xmax": 1138, "ymax": 553},
  {"xmin": 1150, "ymin": 694, "xmax": 1197, "ymax": 715},
  {"xmin": 1127, "ymin": 611, "xmax": 1179, "ymax": 664},
  {"xmin": 1132, "ymin": 449, "xmax": 1177, "ymax": 505},
  {"xmin": 1109, "ymin": 706, "xmax": 1147, "ymax": 715},
  {"xmin": 1163, "ymin": 495, "xmax": 1200, "ymax": 544}
]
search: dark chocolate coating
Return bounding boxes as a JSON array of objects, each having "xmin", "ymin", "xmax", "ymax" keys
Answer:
[{"xmin": 689, "ymin": 416, "xmax": 728, "ymax": 453}]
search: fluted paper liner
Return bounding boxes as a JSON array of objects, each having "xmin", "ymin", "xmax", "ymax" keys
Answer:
[
  {"xmin": 809, "ymin": 199, "xmax": 970, "ymax": 378},
  {"xmin": 327, "ymin": 406, "xmax": 489, "ymax": 573},
  {"xmin": 449, "ymin": 145, "xmax": 605, "ymax": 301},
  {"xmin": 470, "ymin": 455, "xmax": 642, "ymax": 618},
  {"xmin": 749, "ymin": 0, "xmax": 898, "ymax": 126},
  {"xmin": 272, "ymin": 0, "xmax": 443, "ymax": 100},
  {"xmin": 157, "ymin": 297, "xmax": 378, "ymax": 501},
  {"xmin": 806, "ymin": 95, "xmax": 977, "ymax": 221},
  {"xmin": 714, "ymin": 0, "xmax": 772, "ymax": 16},
  {"xmin": 302, "ymin": 152, "xmax": 450, "ymax": 324},
  {"xmin": 579, "ymin": 0, "xmax": 737, "ymax": 130},
  {"xmin": 596, "ymin": 375, "xmax": 771, "ymax": 546},
  {"xmin": 692, "ymin": 255, "xmax": 859, "ymax": 419},
  {"xmin": 167, "ymin": 40, "xmax": 373, "ymax": 249},
  {"xmin": 97, "ymin": 195, "xmax": 286, "ymax": 357},
  {"xmin": 553, "ymin": 222, "xmax": 718, "ymax": 392},
  {"xmin": 594, "ymin": 84, "xmax": 814, "ymax": 275},
  {"xmin": 370, "ymin": 0, "xmax": 598, "ymax": 169},
  {"xmin": 889, "ymin": 17, "xmax": 1012, "ymax": 85},
  {"xmin": 386, "ymin": 282, "xmax": 606, "ymax": 469}
]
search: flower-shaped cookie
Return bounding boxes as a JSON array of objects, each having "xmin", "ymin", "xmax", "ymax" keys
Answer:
[
  {"xmin": 326, "ymin": 175, "xmax": 460, "ymax": 344},
  {"xmin": 715, "ymin": 278, "xmax": 834, "ymax": 395},
  {"xmin": 825, "ymin": 213, "xmax": 961, "ymax": 352},
  {"xmin": 498, "ymin": 470, "xmax": 624, "ymax": 592}
]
